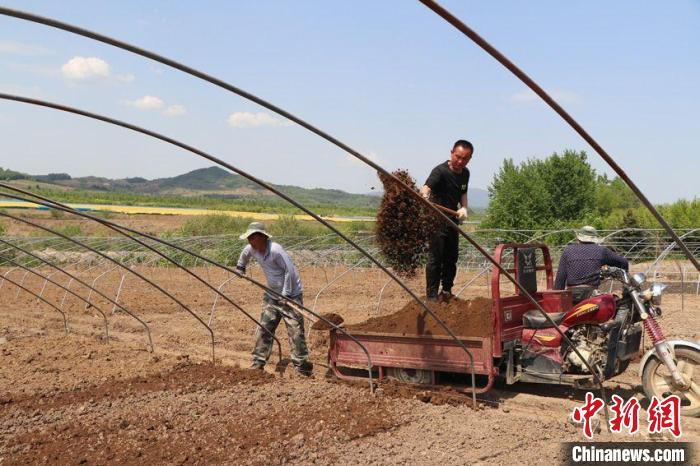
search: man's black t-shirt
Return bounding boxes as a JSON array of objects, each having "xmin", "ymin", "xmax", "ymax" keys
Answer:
[{"xmin": 425, "ymin": 161, "xmax": 470, "ymax": 213}]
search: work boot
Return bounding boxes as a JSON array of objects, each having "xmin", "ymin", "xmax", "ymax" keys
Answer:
[
  {"xmin": 297, "ymin": 361, "xmax": 313, "ymax": 377},
  {"xmin": 426, "ymin": 293, "xmax": 439, "ymax": 303},
  {"xmin": 440, "ymin": 290, "xmax": 454, "ymax": 302}
]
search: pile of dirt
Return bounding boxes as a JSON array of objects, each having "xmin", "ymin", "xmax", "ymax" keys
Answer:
[
  {"xmin": 375, "ymin": 169, "xmax": 440, "ymax": 277},
  {"xmin": 3, "ymin": 361, "xmax": 273, "ymax": 411},
  {"xmin": 347, "ymin": 296, "xmax": 493, "ymax": 337},
  {"xmin": 310, "ymin": 312, "xmax": 345, "ymax": 330}
]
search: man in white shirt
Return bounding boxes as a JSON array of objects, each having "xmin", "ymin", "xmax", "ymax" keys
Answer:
[{"xmin": 236, "ymin": 222, "xmax": 312, "ymax": 376}]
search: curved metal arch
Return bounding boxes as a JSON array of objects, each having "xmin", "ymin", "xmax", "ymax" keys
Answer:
[
  {"xmin": 0, "ymin": 183, "xmax": 377, "ymax": 392},
  {"xmin": 0, "ymin": 207, "xmax": 215, "ymax": 359},
  {"xmin": 0, "ymin": 270, "xmax": 67, "ymax": 333},
  {"xmin": 0, "ymin": 9, "xmax": 512, "ymax": 394},
  {"xmin": 0, "ymin": 230, "xmax": 154, "ymax": 352},
  {"xmin": 647, "ymin": 228, "xmax": 700, "ymax": 275},
  {"xmin": 600, "ymin": 228, "xmax": 654, "ymax": 244},
  {"xmin": 417, "ymin": 0, "xmax": 698, "ymax": 274},
  {"xmin": 0, "ymin": 238, "xmax": 148, "ymax": 336},
  {"xmin": 0, "ymin": 7, "xmax": 608, "ymax": 391},
  {"xmin": 0, "ymin": 95, "xmax": 465, "ymax": 397},
  {"xmin": 0, "ymin": 185, "xmax": 284, "ymax": 366},
  {"xmin": 0, "ymin": 252, "xmax": 109, "ymax": 339}
]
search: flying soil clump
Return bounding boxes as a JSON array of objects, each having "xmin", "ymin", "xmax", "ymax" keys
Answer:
[{"xmin": 375, "ymin": 170, "xmax": 440, "ymax": 277}]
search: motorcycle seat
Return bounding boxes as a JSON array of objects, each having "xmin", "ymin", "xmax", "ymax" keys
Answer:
[{"xmin": 522, "ymin": 310, "xmax": 566, "ymax": 329}]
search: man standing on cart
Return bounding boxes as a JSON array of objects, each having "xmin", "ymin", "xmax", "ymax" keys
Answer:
[{"xmin": 420, "ymin": 140, "xmax": 472, "ymax": 301}]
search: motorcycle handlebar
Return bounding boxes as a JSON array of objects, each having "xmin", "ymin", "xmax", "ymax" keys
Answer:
[{"xmin": 600, "ymin": 266, "xmax": 631, "ymax": 286}]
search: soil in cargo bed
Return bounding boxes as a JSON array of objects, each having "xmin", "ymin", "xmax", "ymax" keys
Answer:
[{"xmin": 348, "ymin": 296, "xmax": 493, "ymax": 337}]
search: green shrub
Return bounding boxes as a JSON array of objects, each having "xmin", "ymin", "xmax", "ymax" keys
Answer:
[
  {"xmin": 55, "ymin": 225, "xmax": 82, "ymax": 237},
  {"xmin": 267, "ymin": 215, "xmax": 328, "ymax": 237},
  {"xmin": 178, "ymin": 215, "xmax": 253, "ymax": 237}
]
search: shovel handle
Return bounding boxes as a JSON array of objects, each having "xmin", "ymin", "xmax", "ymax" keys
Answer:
[{"xmin": 431, "ymin": 203, "xmax": 459, "ymax": 217}]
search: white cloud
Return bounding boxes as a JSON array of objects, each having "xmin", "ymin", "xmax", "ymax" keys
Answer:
[
  {"xmin": 0, "ymin": 40, "xmax": 50, "ymax": 56},
  {"xmin": 116, "ymin": 73, "xmax": 135, "ymax": 83},
  {"xmin": 511, "ymin": 88, "xmax": 580, "ymax": 104},
  {"xmin": 130, "ymin": 95, "xmax": 165, "ymax": 109},
  {"xmin": 164, "ymin": 104, "xmax": 187, "ymax": 117},
  {"xmin": 227, "ymin": 111, "xmax": 290, "ymax": 128},
  {"xmin": 61, "ymin": 56, "xmax": 111, "ymax": 80}
]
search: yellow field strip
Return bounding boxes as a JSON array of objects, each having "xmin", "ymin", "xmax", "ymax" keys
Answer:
[{"xmin": 0, "ymin": 200, "xmax": 373, "ymax": 223}]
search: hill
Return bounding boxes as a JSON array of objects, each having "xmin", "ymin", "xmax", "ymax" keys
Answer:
[{"xmin": 6, "ymin": 166, "xmax": 490, "ymax": 210}]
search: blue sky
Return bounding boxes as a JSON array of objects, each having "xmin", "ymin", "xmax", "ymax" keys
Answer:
[{"xmin": 0, "ymin": 1, "xmax": 698, "ymax": 203}]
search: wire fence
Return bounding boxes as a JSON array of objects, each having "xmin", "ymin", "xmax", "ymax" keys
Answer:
[{"xmin": 1, "ymin": 228, "xmax": 698, "ymax": 293}]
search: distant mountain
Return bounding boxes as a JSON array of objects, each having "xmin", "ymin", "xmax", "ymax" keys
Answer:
[{"xmin": 6, "ymin": 165, "xmax": 490, "ymax": 209}]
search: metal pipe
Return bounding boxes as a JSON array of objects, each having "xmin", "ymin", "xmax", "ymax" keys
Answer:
[
  {"xmin": 646, "ymin": 228, "xmax": 700, "ymax": 275},
  {"xmin": 0, "ymin": 96, "xmax": 441, "ymax": 395},
  {"xmin": 0, "ymin": 272, "xmax": 68, "ymax": 333},
  {"xmin": 15, "ymin": 270, "xmax": 30, "ymax": 298},
  {"xmin": 312, "ymin": 259, "xmax": 367, "ymax": 312},
  {"xmin": 0, "ymin": 252, "xmax": 109, "ymax": 339},
  {"xmin": 0, "ymin": 187, "xmax": 283, "ymax": 366},
  {"xmin": 374, "ymin": 277, "xmax": 394, "ymax": 316},
  {"xmin": 1, "ymin": 184, "xmax": 375, "ymax": 391},
  {"xmin": 0, "ymin": 236, "xmax": 155, "ymax": 351},
  {"xmin": 0, "ymin": 9, "xmax": 485, "ymax": 396},
  {"xmin": 0, "ymin": 195, "xmax": 212, "ymax": 362},
  {"xmin": 0, "ymin": 211, "xmax": 204, "ymax": 355},
  {"xmin": 417, "ymin": 0, "xmax": 699, "ymax": 274},
  {"xmin": 0, "ymin": 2, "xmax": 633, "ymax": 394}
]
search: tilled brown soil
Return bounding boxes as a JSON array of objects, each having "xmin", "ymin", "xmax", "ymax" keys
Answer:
[
  {"xmin": 348, "ymin": 296, "xmax": 493, "ymax": 337},
  {"xmin": 1, "ymin": 265, "xmax": 699, "ymax": 465}
]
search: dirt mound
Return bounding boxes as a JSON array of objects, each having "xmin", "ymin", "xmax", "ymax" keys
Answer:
[
  {"xmin": 348, "ymin": 296, "xmax": 493, "ymax": 337},
  {"xmin": 6, "ymin": 377, "xmax": 402, "ymax": 466},
  {"xmin": 375, "ymin": 169, "xmax": 440, "ymax": 277},
  {"xmin": 3, "ymin": 361, "xmax": 273, "ymax": 412},
  {"xmin": 310, "ymin": 312, "xmax": 345, "ymax": 330}
]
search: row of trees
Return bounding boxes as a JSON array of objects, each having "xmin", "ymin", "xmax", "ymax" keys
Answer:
[{"xmin": 481, "ymin": 150, "xmax": 699, "ymax": 244}]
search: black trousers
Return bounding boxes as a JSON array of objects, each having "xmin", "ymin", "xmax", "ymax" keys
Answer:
[{"xmin": 426, "ymin": 222, "xmax": 459, "ymax": 297}]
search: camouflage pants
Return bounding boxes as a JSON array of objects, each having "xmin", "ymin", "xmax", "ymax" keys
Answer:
[{"xmin": 252, "ymin": 294, "xmax": 309, "ymax": 367}]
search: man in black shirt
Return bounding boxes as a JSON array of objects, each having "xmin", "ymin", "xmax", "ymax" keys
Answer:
[{"xmin": 420, "ymin": 140, "xmax": 472, "ymax": 301}]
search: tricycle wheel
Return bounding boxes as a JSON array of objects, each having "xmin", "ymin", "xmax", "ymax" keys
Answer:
[
  {"xmin": 386, "ymin": 367, "xmax": 432, "ymax": 385},
  {"xmin": 642, "ymin": 347, "xmax": 700, "ymax": 417}
]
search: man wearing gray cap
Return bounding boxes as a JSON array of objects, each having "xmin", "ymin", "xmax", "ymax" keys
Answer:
[
  {"xmin": 554, "ymin": 225, "xmax": 629, "ymax": 303},
  {"xmin": 236, "ymin": 221, "xmax": 312, "ymax": 376}
]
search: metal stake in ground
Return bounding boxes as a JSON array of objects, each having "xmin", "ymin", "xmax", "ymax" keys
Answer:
[
  {"xmin": 0, "ymin": 237, "xmax": 153, "ymax": 351},
  {"xmin": 0, "ymin": 186, "xmax": 286, "ymax": 368},
  {"xmin": 0, "ymin": 185, "xmax": 372, "ymax": 389}
]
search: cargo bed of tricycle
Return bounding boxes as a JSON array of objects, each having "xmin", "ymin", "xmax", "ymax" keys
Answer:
[
  {"xmin": 326, "ymin": 244, "xmax": 571, "ymax": 395},
  {"xmin": 329, "ymin": 330, "xmax": 495, "ymax": 393}
]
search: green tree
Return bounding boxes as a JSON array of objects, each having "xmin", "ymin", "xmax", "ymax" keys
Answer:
[
  {"xmin": 482, "ymin": 150, "xmax": 597, "ymax": 239},
  {"xmin": 539, "ymin": 150, "xmax": 597, "ymax": 221},
  {"xmin": 594, "ymin": 175, "xmax": 640, "ymax": 217}
]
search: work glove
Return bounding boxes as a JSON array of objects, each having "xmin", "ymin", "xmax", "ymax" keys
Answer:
[{"xmin": 457, "ymin": 207, "xmax": 468, "ymax": 223}]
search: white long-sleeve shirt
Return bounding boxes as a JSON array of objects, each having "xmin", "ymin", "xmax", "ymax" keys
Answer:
[{"xmin": 237, "ymin": 241, "xmax": 302, "ymax": 299}]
